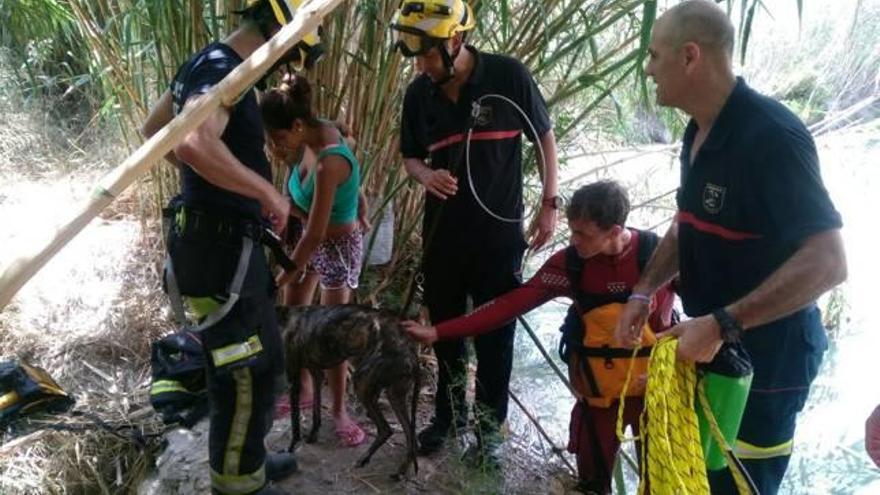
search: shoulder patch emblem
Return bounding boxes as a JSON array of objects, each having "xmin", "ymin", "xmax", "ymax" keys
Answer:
[
  {"xmin": 475, "ymin": 104, "xmax": 493, "ymax": 127},
  {"xmin": 702, "ymin": 183, "xmax": 726, "ymax": 214}
]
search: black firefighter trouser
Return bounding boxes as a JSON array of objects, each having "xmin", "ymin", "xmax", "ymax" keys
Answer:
[
  {"xmin": 203, "ymin": 283, "xmax": 282, "ymax": 494},
  {"xmin": 708, "ymin": 387, "xmax": 813, "ymax": 495},
  {"xmin": 422, "ymin": 246, "xmax": 523, "ymax": 437},
  {"xmin": 166, "ymin": 216, "xmax": 284, "ymax": 494}
]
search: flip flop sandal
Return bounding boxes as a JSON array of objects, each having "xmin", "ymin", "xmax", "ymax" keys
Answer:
[{"xmin": 335, "ymin": 421, "xmax": 366, "ymax": 447}]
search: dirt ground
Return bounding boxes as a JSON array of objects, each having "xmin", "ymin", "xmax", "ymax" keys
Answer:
[
  {"xmin": 140, "ymin": 393, "xmax": 580, "ymax": 495},
  {"xmin": 0, "ymin": 161, "xmax": 579, "ymax": 494}
]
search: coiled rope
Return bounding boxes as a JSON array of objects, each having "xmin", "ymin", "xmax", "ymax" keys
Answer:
[{"xmin": 616, "ymin": 336, "xmax": 756, "ymax": 494}]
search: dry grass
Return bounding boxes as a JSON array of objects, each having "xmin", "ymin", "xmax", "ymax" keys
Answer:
[
  {"xmin": 0, "ymin": 74, "xmax": 174, "ymax": 491},
  {"xmin": 0, "ymin": 216, "xmax": 172, "ymax": 494}
]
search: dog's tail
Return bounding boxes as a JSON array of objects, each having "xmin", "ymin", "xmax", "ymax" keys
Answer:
[{"xmin": 410, "ymin": 351, "xmax": 420, "ymax": 475}]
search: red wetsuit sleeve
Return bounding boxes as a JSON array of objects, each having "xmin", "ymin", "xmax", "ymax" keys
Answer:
[{"xmin": 435, "ymin": 251, "xmax": 571, "ymax": 340}]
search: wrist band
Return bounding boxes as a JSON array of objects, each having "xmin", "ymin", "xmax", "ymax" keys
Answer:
[{"xmin": 628, "ymin": 293, "xmax": 651, "ymax": 304}]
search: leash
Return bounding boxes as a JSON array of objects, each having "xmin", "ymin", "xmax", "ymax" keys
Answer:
[
  {"xmin": 399, "ymin": 96, "xmax": 548, "ymax": 318},
  {"xmin": 398, "ymin": 106, "xmax": 476, "ymax": 318},
  {"xmin": 5, "ymin": 410, "xmax": 167, "ymax": 450}
]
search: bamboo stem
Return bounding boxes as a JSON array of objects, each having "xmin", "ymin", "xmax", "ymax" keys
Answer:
[
  {"xmin": 508, "ymin": 389, "xmax": 577, "ymax": 476},
  {"xmin": 0, "ymin": 0, "xmax": 345, "ymax": 312},
  {"xmin": 516, "ymin": 316, "xmax": 576, "ymax": 397}
]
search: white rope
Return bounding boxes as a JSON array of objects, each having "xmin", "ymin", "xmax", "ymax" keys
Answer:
[{"xmin": 464, "ymin": 93, "xmax": 548, "ymax": 223}]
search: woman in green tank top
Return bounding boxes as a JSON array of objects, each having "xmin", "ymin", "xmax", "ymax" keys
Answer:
[{"xmin": 261, "ymin": 75, "xmax": 368, "ymax": 447}]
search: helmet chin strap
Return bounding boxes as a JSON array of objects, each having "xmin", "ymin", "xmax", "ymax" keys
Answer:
[{"xmin": 433, "ymin": 42, "xmax": 461, "ymax": 87}]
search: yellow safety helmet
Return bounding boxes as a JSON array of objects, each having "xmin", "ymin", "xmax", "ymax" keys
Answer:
[
  {"xmin": 244, "ymin": 0, "xmax": 324, "ymax": 70},
  {"xmin": 391, "ymin": 0, "xmax": 476, "ymax": 57}
]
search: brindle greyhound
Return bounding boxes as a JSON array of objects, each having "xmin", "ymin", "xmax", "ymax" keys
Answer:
[{"xmin": 275, "ymin": 304, "xmax": 420, "ymax": 479}]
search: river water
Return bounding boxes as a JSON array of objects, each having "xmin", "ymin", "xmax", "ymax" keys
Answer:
[{"xmin": 504, "ymin": 124, "xmax": 880, "ymax": 494}]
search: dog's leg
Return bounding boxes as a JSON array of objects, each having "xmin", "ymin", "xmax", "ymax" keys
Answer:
[
  {"xmin": 355, "ymin": 383, "xmax": 392, "ymax": 469},
  {"xmin": 288, "ymin": 365, "xmax": 302, "ymax": 452},
  {"xmin": 306, "ymin": 368, "xmax": 323, "ymax": 443},
  {"xmin": 388, "ymin": 380, "xmax": 418, "ymax": 480}
]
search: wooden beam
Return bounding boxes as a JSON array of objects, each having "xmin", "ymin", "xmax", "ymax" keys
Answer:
[{"xmin": 0, "ymin": 0, "xmax": 345, "ymax": 312}]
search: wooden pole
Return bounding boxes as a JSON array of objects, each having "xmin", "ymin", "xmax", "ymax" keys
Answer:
[{"xmin": 0, "ymin": 0, "xmax": 345, "ymax": 312}]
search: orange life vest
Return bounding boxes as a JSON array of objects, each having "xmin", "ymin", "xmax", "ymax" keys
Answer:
[{"xmin": 562, "ymin": 231, "xmax": 662, "ymax": 408}]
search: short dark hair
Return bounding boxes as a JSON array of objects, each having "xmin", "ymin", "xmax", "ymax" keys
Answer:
[
  {"xmin": 239, "ymin": 0, "xmax": 281, "ymax": 27},
  {"xmin": 565, "ymin": 180, "xmax": 630, "ymax": 230}
]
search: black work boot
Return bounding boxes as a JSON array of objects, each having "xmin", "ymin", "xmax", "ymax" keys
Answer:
[
  {"xmin": 461, "ymin": 434, "xmax": 502, "ymax": 472},
  {"xmin": 463, "ymin": 420, "xmax": 503, "ymax": 471},
  {"xmin": 266, "ymin": 452, "xmax": 298, "ymax": 481},
  {"xmin": 417, "ymin": 419, "xmax": 451, "ymax": 455}
]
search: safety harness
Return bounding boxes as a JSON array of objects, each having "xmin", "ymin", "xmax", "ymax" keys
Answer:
[
  {"xmin": 559, "ymin": 231, "xmax": 659, "ymax": 486},
  {"xmin": 152, "ymin": 201, "xmax": 294, "ymax": 424},
  {"xmin": 161, "ymin": 200, "xmax": 294, "ymax": 333}
]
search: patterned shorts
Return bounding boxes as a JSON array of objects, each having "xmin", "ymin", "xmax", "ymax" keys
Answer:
[{"xmin": 285, "ymin": 218, "xmax": 363, "ymax": 290}]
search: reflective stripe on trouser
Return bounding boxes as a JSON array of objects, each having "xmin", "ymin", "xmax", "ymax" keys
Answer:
[
  {"xmin": 209, "ymin": 366, "xmax": 265, "ymax": 494},
  {"xmin": 205, "ymin": 312, "xmax": 277, "ymax": 494},
  {"xmin": 735, "ymin": 438, "xmax": 794, "ymax": 460},
  {"xmin": 211, "ymin": 466, "xmax": 265, "ymax": 495},
  {"xmin": 226, "ymin": 367, "xmax": 254, "ymax": 476},
  {"xmin": 150, "ymin": 379, "xmax": 188, "ymax": 395},
  {"xmin": 199, "ymin": 253, "xmax": 282, "ymax": 494},
  {"xmin": 730, "ymin": 387, "xmax": 813, "ymax": 495}
]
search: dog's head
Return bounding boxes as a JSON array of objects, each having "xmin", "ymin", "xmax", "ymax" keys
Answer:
[{"xmin": 275, "ymin": 305, "xmax": 310, "ymax": 331}]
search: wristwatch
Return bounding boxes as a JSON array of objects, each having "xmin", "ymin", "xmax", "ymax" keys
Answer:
[
  {"xmin": 541, "ymin": 196, "xmax": 563, "ymax": 210},
  {"xmin": 712, "ymin": 308, "xmax": 744, "ymax": 343}
]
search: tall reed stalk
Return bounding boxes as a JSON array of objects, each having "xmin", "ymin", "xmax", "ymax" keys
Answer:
[{"xmin": 0, "ymin": 0, "xmax": 791, "ymax": 304}]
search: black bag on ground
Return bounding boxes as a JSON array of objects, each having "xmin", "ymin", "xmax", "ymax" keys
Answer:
[
  {"xmin": 149, "ymin": 329, "xmax": 209, "ymax": 427},
  {"xmin": 0, "ymin": 359, "xmax": 74, "ymax": 429}
]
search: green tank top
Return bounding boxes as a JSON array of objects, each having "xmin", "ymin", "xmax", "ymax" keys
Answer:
[{"xmin": 288, "ymin": 139, "xmax": 360, "ymax": 225}]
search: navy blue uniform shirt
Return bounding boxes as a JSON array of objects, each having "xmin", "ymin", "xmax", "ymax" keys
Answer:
[
  {"xmin": 400, "ymin": 46, "xmax": 552, "ymax": 255},
  {"xmin": 676, "ymin": 77, "xmax": 842, "ymax": 389},
  {"xmin": 171, "ymin": 42, "xmax": 271, "ymax": 219}
]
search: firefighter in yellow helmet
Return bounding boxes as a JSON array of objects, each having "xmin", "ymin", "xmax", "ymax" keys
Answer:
[
  {"xmin": 242, "ymin": 0, "xmax": 325, "ymax": 73},
  {"xmin": 391, "ymin": 0, "xmax": 560, "ymax": 470},
  {"xmin": 140, "ymin": 0, "xmax": 326, "ymax": 493},
  {"xmin": 391, "ymin": 0, "xmax": 475, "ymax": 84}
]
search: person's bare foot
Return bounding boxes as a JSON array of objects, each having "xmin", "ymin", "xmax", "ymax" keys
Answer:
[{"xmin": 334, "ymin": 415, "xmax": 365, "ymax": 447}]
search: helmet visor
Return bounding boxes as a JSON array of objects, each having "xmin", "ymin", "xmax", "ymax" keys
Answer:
[{"xmin": 392, "ymin": 25, "xmax": 442, "ymax": 57}]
